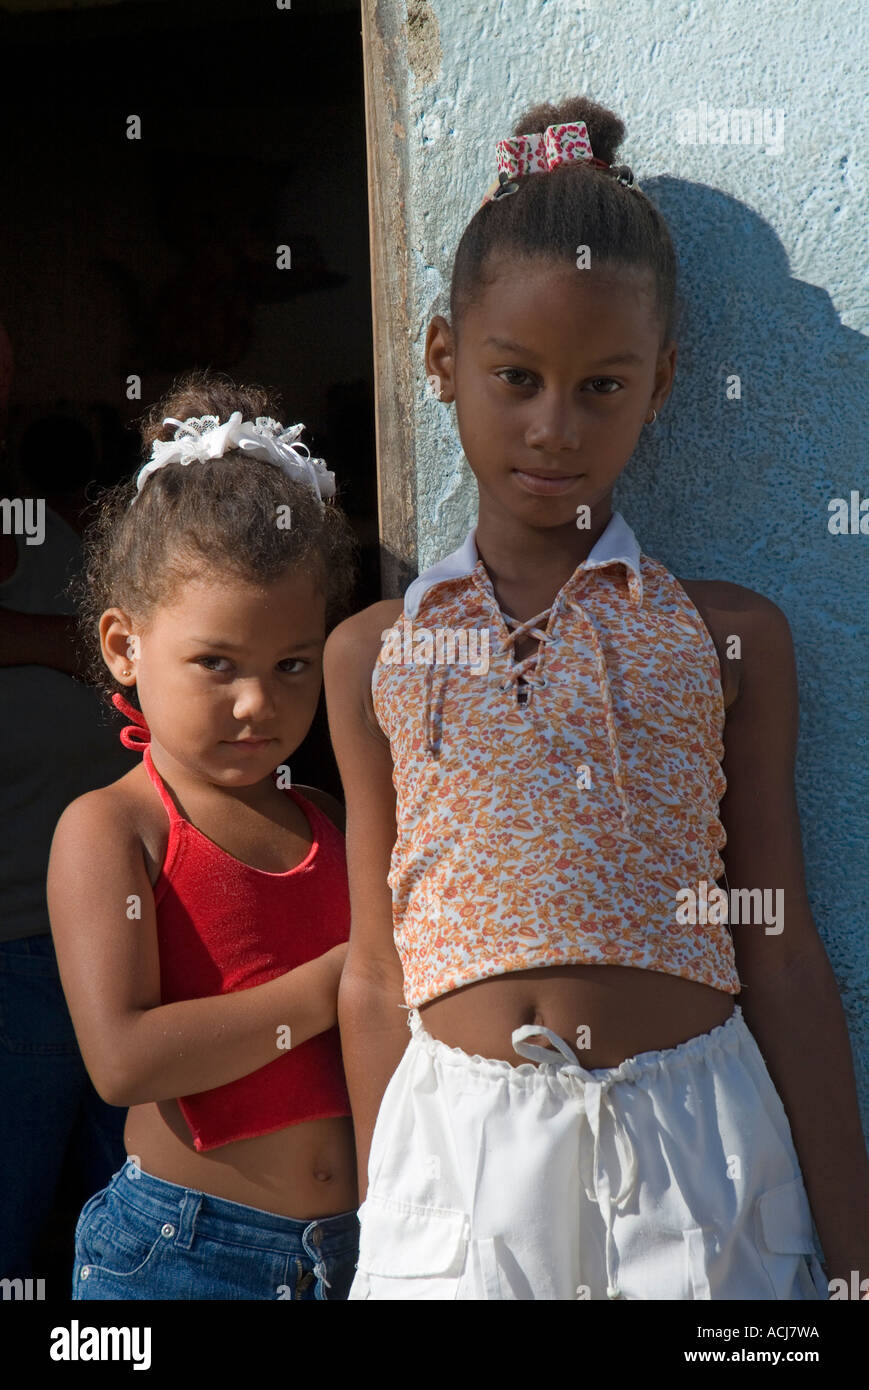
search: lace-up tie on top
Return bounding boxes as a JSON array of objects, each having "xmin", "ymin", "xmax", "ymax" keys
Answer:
[
  {"xmin": 497, "ymin": 599, "xmax": 634, "ymax": 833},
  {"xmin": 498, "ymin": 607, "xmax": 554, "ymax": 695}
]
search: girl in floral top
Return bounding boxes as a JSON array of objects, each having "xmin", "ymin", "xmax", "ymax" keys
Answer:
[{"xmin": 325, "ymin": 95, "xmax": 869, "ymax": 1300}]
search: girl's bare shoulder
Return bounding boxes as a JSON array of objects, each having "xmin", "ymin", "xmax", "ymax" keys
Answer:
[
  {"xmin": 292, "ymin": 784, "xmax": 345, "ymax": 833},
  {"xmin": 323, "ymin": 599, "xmax": 404, "ymax": 737},
  {"xmin": 328, "ymin": 598, "xmax": 404, "ymax": 646},
  {"xmin": 51, "ymin": 760, "xmax": 168, "ymax": 887},
  {"xmin": 676, "ymin": 576, "xmax": 787, "ymax": 636},
  {"xmin": 676, "ymin": 577, "xmax": 792, "ymax": 710},
  {"xmin": 324, "ymin": 598, "xmax": 404, "ymax": 679}
]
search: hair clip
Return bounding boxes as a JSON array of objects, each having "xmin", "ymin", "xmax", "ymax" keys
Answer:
[
  {"xmin": 480, "ymin": 170, "xmax": 520, "ymax": 207},
  {"xmin": 492, "ymin": 171, "xmax": 519, "ymax": 200},
  {"xmin": 610, "ymin": 164, "xmax": 636, "ymax": 187}
]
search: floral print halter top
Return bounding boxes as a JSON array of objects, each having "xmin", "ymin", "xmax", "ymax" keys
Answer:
[{"xmin": 372, "ymin": 510, "xmax": 741, "ymax": 1009}]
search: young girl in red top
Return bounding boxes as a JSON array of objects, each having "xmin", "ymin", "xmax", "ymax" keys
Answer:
[{"xmin": 47, "ymin": 370, "xmax": 360, "ymax": 1300}]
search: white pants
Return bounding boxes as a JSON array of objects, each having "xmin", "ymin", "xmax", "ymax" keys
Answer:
[{"xmin": 349, "ymin": 1004, "xmax": 827, "ymax": 1300}]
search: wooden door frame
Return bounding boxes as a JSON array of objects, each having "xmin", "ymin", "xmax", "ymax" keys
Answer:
[{"xmin": 361, "ymin": 0, "xmax": 418, "ymax": 598}]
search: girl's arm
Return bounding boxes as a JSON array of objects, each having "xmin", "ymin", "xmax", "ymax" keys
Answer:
[
  {"xmin": 715, "ymin": 587, "xmax": 869, "ymax": 1294},
  {"xmin": 46, "ymin": 791, "xmax": 345, "ymax": 1108},
  {"xmin": 324, "ymin": 600, "xmax": 408, "ymax": 1200}
]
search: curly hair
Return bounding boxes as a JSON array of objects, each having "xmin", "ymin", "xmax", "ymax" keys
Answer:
[
  {"xmin": 72, "ymin": 369, "xmax": 358, "ymax": 704},
  {"xmin": 451, "ymin": 96, "xmax": 678, "ymax": 345}
]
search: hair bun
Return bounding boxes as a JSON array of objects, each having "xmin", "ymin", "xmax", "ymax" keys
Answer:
[
  {"xmin": 138, "ymin": 369, "xmax": 282, "ymax": 457},
  {"xmin": 511, "ymin": 96, "xmax": 625, "ymax": 167}
]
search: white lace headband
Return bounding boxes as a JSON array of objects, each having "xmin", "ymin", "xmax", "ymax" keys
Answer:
[{"xmin": 130, "ymin": 411, "xmax": 336, "ymax": 506}]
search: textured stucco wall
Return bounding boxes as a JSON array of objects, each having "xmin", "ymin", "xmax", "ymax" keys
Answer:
[{"xmin": 397, "ymin": 0, "xmax": 868, "ymax": 1123}]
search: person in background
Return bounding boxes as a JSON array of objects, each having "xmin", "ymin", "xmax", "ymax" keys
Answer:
[{"xmin": 0, "ymin": 325, "xmax": 137, "ymax": 1283}]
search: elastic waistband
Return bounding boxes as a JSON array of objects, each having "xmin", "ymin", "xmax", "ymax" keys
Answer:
[
  {"xmin": 407, "ymin": 1003, "xmax": 748, "ymax": 1090},
  {"xmin": 105, "ymin": 1160, "xmax": 358, "ymax": 1253}
]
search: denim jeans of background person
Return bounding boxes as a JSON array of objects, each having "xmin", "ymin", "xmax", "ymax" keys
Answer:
[
  {"xmin": 0, "ymin": 934, "xmax": 128, "ymax": 1277},
  {"xmin": 73, "ymin": 1160, "xmax": 360, "ymax": 1300},
  {"xmin": 0, "ymin": 490, "xmax": 137, "ymax": 1281}
]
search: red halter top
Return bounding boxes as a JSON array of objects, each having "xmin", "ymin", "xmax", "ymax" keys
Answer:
[{"xmin": 110, "ymin": 691, "xmax": 351, "ymax": 1151}]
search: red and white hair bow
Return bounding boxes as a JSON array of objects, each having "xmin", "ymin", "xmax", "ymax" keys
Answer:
[{"xmin": 480, "ymin": 120, "xmax": 615, "ymax": 206}]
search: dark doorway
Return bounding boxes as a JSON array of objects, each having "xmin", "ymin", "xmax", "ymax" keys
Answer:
[{"xmin": 0, "ymin": 0, "xmax": 373, "ymax": 1301}]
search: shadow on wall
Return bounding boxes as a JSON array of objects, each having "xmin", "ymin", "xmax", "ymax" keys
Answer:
[{"xmin": 615, "ymin": 176, "xmax": 868, "ymax": 1097}]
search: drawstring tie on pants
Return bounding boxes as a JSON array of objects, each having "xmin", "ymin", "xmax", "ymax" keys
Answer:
[{"xmin": 511, "ymin": 1024, "xmax": 639, "ymax": 1300}]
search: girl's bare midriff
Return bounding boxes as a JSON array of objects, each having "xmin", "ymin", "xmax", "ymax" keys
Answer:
[
  {"xmin": 124, "ymin": 1104, "xmax": 357, "ymax": 1221},
  {"xmin": 418, "ymin": 964, "xmax": 736, "ymax": 1069},
  {"xmin": 416, "ymin": 589, "xmax": 739, "ymax": 1069}
]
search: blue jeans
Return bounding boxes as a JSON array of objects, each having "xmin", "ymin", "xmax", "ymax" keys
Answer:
[
  {"xmin": 73, "ymin": 1160, "xmax": 360, "ymax": 1300},
  {"xmin": 0, "ymin": 932, "xmax": 127, "ymax": 1277}
]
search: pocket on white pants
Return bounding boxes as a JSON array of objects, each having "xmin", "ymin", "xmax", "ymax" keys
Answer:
[
  {"xmin": 755, "ymin": 1176, "xmax": 825, "ymax": 1300},
  {"xmin": 353, "ymin": 1191, "xmax": 470, "ymax": 1300},
  {"xmin": 627, "ymin": 1225, "xmax": 714, "ymax": 1300}
]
